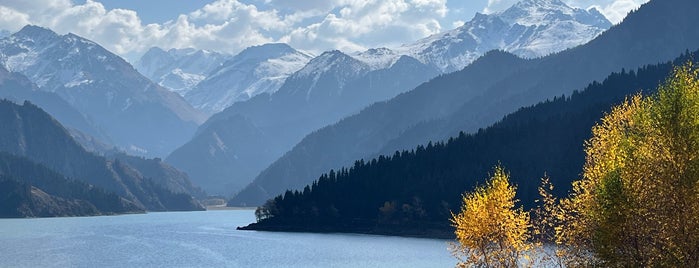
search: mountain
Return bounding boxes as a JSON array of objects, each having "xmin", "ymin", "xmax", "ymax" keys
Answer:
[
  {"xmin": 0, "ymin": 99, "xmax": 204, "ymax": 211},
  {"xmin": 0, "ymin": 25, "xmax": 205, "ymax": 157},
  {"xmin": 0, "ymin": 152, "xmax": 142, "ymax": 218},
  {"xmin": 239, "ymin": 49, "xmax": 696, "ymax": 238},
  {"xmin": 169, "ymin": 0, "xmax": 612, "ymax": 198},
  {"xmin": 184, "ymin": 43, "xmax": 314, "ymax": 114},
  {"xmin": 0, "ymin": 66, "xmax": 202, "ymax": 190},
  {"xmin": 230, "ymin": 0, "xmax": 699, "ymax": 206},
  {"xmin": 107, "ymin": 152, "xmax": 206, "ymax": 198},
  {"xmin": 135, "ymin": 47, "xmax": 230, "ymax": 95},
  {"xmin": 0, "ymin": 65, "xmax": 110, "ymax": 145},
  {"xmin": 373, "ymin": 0, "xmax": 611, "ymax": 73},
  {"xmin": 167, "ymin": 51, "xmax": 439, "ymax": 195}
]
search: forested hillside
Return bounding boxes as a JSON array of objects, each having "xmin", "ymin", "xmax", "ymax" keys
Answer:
[
  {"xmin": 0, "ymin": 99, "xmax": 203, "ymax": 212},
  {"xmin": 240, "ymin": 50, "xmax": 697, "ymax": 237},
  {"xmin": 0, "ymin": 152, "xmax": 141, "ymax": 217}
]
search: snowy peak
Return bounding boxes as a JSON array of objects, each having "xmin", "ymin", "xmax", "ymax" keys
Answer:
[
  {"xmin": 500, "ymin": 0, "xmax": 610, "ymax": 27},
  {"xmin": 183, "ymin": 43, "xmax": 313, "ymax": 114},
  {"xmin": 232, "ymin": 43, "xmax": 306, "ymax": 62},
  {"xmin": 0, "ymin": 25, "xmax": 204, "ymax": 156},
  {"xmin": 0, "ymin": 26, "xmax": 128, "ymax": 88},
  {"xmin": 398, "ymin": 0, "xmax": 611, "ymax": 73},
  {"xmin": 14, "ymin": 25, "xmax": 58, "ymax": 40},
  {"xmin": 352, "ymin": 47, "xmax": 401, "ymax": 70},
  {"xmin": 294, "ymin": 50, "xmax": 368, "ymax": 81},
  {"xmin": 279, "ymin": 50, "xmax": 370, "ymax": 100},
  {"xmin": 135, "ymin": 46, "xmax": 231, "ymax": 95}
]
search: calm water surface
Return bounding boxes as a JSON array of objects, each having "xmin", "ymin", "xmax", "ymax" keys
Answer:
[{"xmin": 0, "ymin": 210, "xmax": 455, "ymax": 267}]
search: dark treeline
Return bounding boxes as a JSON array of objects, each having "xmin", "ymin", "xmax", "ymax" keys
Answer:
[
  {"xmin": 0, "ymin": 152, "xmax": 140, "ymax": 217},
  {"xmin": 241, "ymin": 50, "xmax": 699, "ymax": 237},
  {"xmin": 0, "ymin": 99, "xmax": 203, "ymax": 213}
]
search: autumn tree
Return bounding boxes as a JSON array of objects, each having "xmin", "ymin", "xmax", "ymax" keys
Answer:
[
  {"xmin": 557, "ymin": 63, "xmax": 699, "ymax": 267},
  {"xmin": 450, "ymin": 166, "xmax": 531, "ymax": 267}
]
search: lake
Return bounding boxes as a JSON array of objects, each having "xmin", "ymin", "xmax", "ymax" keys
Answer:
[{"xmin": 0, "ymin": 210, "xmax": 455, "ymax": 267}]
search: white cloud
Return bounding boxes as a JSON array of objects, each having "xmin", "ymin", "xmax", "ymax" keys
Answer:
[
  {"xmin": 483, "ymin": 0, "xmax": 516, "ymax": 14},
  {"xmin": 0, "ymin": 0, "xmax": 449, "ymax": 60},
  {"xmin": 0, "ymin": 0, "xmax": 290, "ymax": 61},
  {"xmin": 0, "ymin": 0, "xmax": 646, "ymax": 62},
  {"xmin": 0, "ymin": 6, "xmax": 30, "ymax": 31},
  {"xmin": 281, "ymin": 0, "xmax": 448, "ymax": 53},
  {"xmin": 569, "ymin": 0, "xmax": 648, "ymax": 24}
]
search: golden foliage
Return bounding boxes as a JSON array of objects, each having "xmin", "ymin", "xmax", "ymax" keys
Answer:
[
  {"xmin": 557, "ymin": 63, "xmax": 699, "ymax": 267},
  {"xmin": 450, "ymin": 166, "xmax": 531, "ymax": 268}
]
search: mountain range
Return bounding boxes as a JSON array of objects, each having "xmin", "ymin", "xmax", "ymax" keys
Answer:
[
  {"xmin": 0, "ymin": 151, "xmax": 142, "ymax": 218},
  {"xmin": 0, "ymin": 26, "xmax": 205, "ymax": 157},
  {"xmin": 165, "ymin": 0, "xmax": 611, "ymax": 197},
  {"xmin": 388, "ymin": 0, "xmax": 611, "ymax": 73},
  {"xmin": 241, "ymin": 48, "xmax": 696, "ymax": 237},
  {"xmin": 229, "ymin": 0, "xmax": 699, "ymax": 206},
  {"xmin": 135, "ymin": 47, "xmax": 231, "ymax": 96},
  {"xmin": 0, "ymin": 97, "xmax": 203, "ymax": 212},
  {"xmin": 167, "ymin": 50, "xmax": 440, "ymax": 195}
]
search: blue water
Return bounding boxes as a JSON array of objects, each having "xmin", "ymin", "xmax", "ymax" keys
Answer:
[{"xmin": 0, "ymin": 210, "xmax": 455, "ymax": 267}]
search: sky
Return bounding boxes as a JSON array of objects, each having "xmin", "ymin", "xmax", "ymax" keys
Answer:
[{"xmin": 0, "ymin": 0, "xmax": 648, "ymax": 62}]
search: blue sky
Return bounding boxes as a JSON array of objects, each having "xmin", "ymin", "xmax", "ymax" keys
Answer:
[{"xmin": 0, "ymin": 0, "xmax": 646, "ymax": 62}]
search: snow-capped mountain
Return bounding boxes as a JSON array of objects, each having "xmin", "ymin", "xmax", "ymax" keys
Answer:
[
  {"xmin": 135, "ymin": 47, "xmax": 230, "ymax": 95},
  {"xmin": 184, "ymin": 43, "xmax": 313, "ymax": 114},
  {"xmin": 0, "ymin": 25, "xmax": 205, "ymax": 157},
  {"xmin": 169, "ymin": 0, "xmax": 612, "ymax": 195},
  {"xmin": 229, "ymin": 0, "xmax": 699, "ymax": 207},
  {"xmin": 357, "ymin": 0, "xmax": 611, "ymax": 73},
  {"xmin": 281, "ymin": 50, "xmax": 370, "ymax": 100},
  {"xmin": 167, "ymin": 49, "xmax": 439, "ymax": 195},
  {"xmin": 350, "ymin": 48, "xmax": 400, "ymax": 70}
]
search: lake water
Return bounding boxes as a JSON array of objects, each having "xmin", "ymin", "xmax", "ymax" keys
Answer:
[{"xmin": 0, "ymin": 210, "xmax": 455, "ymax": 267}]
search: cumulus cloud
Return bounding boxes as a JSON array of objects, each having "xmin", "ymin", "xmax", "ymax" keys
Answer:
[
  {"xmin": 0, "ymin": 0, "xmax": 292, "ymax": 61},
  {"xmin": 281, "ymin": 0, "xmax": 448, "ymax": 52},
  {"xmin": 0, "ymin": 0, "xmax": 449, "ymax": 60},
  {"xmin": 0, "ymin": 6, "xmax": 30, "ymax": 30},
  {"xmin": 483, "ymin": 0, "xmax": 516, "ymax": 14},
  {"xmin": 569, "ymin": 0, "xmax": 648, "ymax": 24}
]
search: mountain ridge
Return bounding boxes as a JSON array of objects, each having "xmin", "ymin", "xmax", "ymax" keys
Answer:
[
  {"xmin": 0, "ymin": 25, "xmax": 205, "ymax": 157},
  {"xmin": 230, "ymin": 0, "xmax": 699, "ymax": 206}
]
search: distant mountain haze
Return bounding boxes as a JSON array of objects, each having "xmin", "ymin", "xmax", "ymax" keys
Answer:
[
  {"xmin": 0, "ymin": 26, "xmax": 205, "ymax": 157},
  {"xmin": 0, "ymin": 152, "xmax": 142, "ymax": 218},
  {"xmin": 242, "ymin": 50, "xmax": 696, "ymax": 236},
  {"xmin": 168, "ymin": 0, "xmax": 611, "ymax": 197},
  {"xmin": 135, "ymin": 47, "xmax": 231, "ymax": 96},
  {"xmin": 0, "ymin": 99, "xmax": 203, "ymax": 211},
  {"xmin": 390, "ymin": 0, "xmax": 611, "ymax": 73},
  {"xmin": 185, "ymin": 43, "xmax": 315, "ymax": 115},
  {"xmin": 230, "ymin": 0, "xmax": 699, "ymax": 206},
  {"xmin": 0, "ymin": 65, "xmax": 111, "ymax": 146},
  {"xmin": 167, "ymin": 50, "xmax": 440, "ymax": 196}
]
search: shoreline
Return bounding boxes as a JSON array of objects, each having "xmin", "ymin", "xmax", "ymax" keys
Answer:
[
  {"xmin": 237, "ymin": 221, "xmax": 455, "ymax": 240},
  {"xmin": 206, "ymin": 206, "xmax": 256, "ymax": 211}
]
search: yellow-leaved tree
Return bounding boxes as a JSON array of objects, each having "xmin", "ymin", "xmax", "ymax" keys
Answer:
[
  {"xmin": 450, "ymin": 166, "xmax": 531, "ymax": 268},
  {"xmin": 557, "ymin": 63, "xmax": 699, "ymax": 267}
]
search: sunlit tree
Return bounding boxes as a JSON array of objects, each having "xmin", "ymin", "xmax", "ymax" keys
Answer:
[
  {"xmin": 450, "ymin": 166, "xmax": 531, "ymax": 267},
  {"xmin": 558, "ymin": 63, "xmax": 699, "ymax": 267}
]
